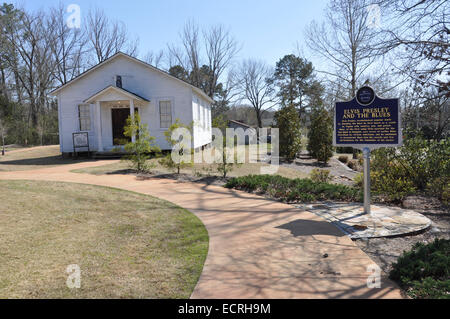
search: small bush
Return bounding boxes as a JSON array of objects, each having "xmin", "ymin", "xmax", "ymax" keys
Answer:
[
  {"xmin": 336, "ymin": 147, "xmax": 354, "ymax": 154},
  {"xmin": 354, "ymin": 169, "xmax": 416, "ymax": 203},
  {"xmin": 275, "ymin": 105, "xmax": 302, "ymax": 160},
  {"xmin": 357, "ymin": 154, "xmax": 364, "ymax": 166},
  {"xmin": 159, "ymin": 119, "xmax": 193, "ymax": 174},
  {"xmin": 442, "ymin": 184, "xmax": 450, "ymax": 205},
  {"xmin": 372, "ymin": 136, "xmax": 450, "ymax": 202},
  {"xmin": 373, "ymin": 171, "xmax": 417, "ymax": 203},
  {"xmin": 389, "ymin": 239, "xmax": 450, "ymax": 299},
  {"xmin": 225, "ymin": 175, "xmax": 361, "ymax": 203},
  {"xmin": 338, "ymin": 155, "xmax": 349, "ymax": 164},
  {"xmin": 216, "ymin": 139, "xmax": 242, "ymax": 178},
  {"xmin": 122, "ymin": 114, "xmax": 160, "ymax": 172},
  {"xmin": 347, "ymin": 160, "xmax": 357, "ymax": 170},
  {"xmin": 307, "ymin": 106, "xmax": 333, "ymax": 163},
  {"xmin": 406, "ymin": 278, "xmax": 450, "ymax": 299},
  {"xmin": 310, "ymin": 169, "xmax": 332, "ymax": 183}
]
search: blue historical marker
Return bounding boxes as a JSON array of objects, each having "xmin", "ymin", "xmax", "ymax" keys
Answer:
[
  {"xmin": 335, "ymin": 89, "xmax": 401, "ymax": 147},
  {"xmin": 334, "ymin": 86, "xmax": 402, "ymax": 215}
]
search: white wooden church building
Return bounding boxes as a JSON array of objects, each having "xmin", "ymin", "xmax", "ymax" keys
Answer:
[{"xmin": 50, "ymin": 52, "xmax": 213, "ymax": 155}]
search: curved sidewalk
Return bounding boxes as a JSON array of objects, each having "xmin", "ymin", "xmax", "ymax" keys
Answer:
[{"xmin": 0, "ymin": 161, "xmax": 404, "ymax": 299}]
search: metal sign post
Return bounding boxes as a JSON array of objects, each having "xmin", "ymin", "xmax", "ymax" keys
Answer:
[
  {"xmin": 363, "ymin": 147, "xmax": 371, "ymax": 215},
  {"xmin": 333, "ymin": 86, "xmax": 402, "ymax": 216}
]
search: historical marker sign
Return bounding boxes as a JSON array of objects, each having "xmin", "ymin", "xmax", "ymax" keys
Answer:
[
  {"xmin": 334, "ymin": 86, "xmax": 402, "ymax": 150},
  {"xmin": 334, "ymin": 86, "xmax": 402, "ymax": 215}
]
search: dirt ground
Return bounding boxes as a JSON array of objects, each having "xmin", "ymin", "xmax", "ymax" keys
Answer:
[
  {"xmin": 280, "ymin": 153, "xmax": 358, "ymax": 186},
  {"xmin": 355, "ymin": 196, "xmax": 450, "ymax": 274}
]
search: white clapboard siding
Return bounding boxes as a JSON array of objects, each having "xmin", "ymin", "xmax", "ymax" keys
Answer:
[{"xmin": 53, "ymin": 53, "xmax": 212, "ymax": 153}]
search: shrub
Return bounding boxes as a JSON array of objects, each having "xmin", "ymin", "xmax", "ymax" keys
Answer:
[
  {"xmin": 338, "ymin": 155, "xmax": 349, "ymax": 164},
  {"xmin": 347, "ymin": 160, "xmax": 357, "ymax": 170},
  {"xmin": 225, "ymin": 175, "xmax": 361, "ymax": 203},
  {"xmin": 310, "ymin": 169, "xmax": 332, "ymax": 183},
  {"xmin": 353, "ymin": 173, "xmax": 363, "ymax": 187},
  {"xmin": 336, "ymin": 147, "xmax": 354, "ymax": 154},
  {"xmin": 275, "ymin": 104, "xmax": 302, "ymax": 160},
  {"xmin": 354, "ymin": 169, "xmax": 416, "ymax": 203},
  {"xmin": 122, "ymin": 114, "xmax": 160, "ymax": 172},
  {"xmin": 372, "ymin": 136, "xmax": 450, "ymax": 201},
  {"xmin": 216, "ymin": 137, "xmax": 242, "ymax": 178},
  {"xmin": 307, "ymin": 106, "xmax": 333, "ymax": 163},
  {"xmin": 389, "ymin": 239, "xmax": 450, "ymax": 299},
  {"xmin": 158, "ymin": 119, "xmax": 193, "ymax": 174},
  {"xmin": 372, "ymin": 169, "xmax": 416, "ymax": 203},
  {"xmin": 357, "ymin": 154, "xmax": 364, "ymax": 166},
  {"xmin": 216, "ymin": 153, "xmax": 235, "ymax": 178},
  {"xmin": 442, "ymin": 184, "xmax": 450, "ymax": 205}
]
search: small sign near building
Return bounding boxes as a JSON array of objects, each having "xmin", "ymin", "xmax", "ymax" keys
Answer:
[
  {"xmin": 72, "ymin": 132, "xmax": 90, "ymax": 157},
  {"xmin": 334, "ymin": 86, "xmax": 402, "ymax": 215}
]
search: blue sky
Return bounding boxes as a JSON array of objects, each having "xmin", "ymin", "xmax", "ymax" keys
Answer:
[{"xmin": 19, "ymin": 0, "xmax": 328, "ymax": 67}]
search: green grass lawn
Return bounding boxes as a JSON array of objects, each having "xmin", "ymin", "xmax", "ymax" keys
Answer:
[{"xmin": 0, "ymin": 180, "xmax": 208, "ymax": 298}]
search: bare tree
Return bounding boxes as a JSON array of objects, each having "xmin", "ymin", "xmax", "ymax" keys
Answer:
[
  {"xmin": 402, "ymin": 84, "xmax": 450, "ymax": 140},
  {"xmin": 0, "ymin": 3, "xmax": 24, "ymax": 103},
  {"xmin": 86, "ymin": 8, "xmax": 139, "ymax": 64},
  {"xmin": 143, "ymin": 50, "xmax": 165, "ymax": 69},
  {"xmin": 212, "ymin": 69, "xmax": 240, "ymax": 118},
  {"xmin": 168, "ymin": 21, "xmax": 201, "ymax": 84},
  {"xmin": 48, "ymin": 3, "xmax": 88, "ymax": 86},
  {"xmin": 378, "ymin": 0, "xmax": 449, "ymax": 98},
  {"xmin": 5, "ymin": 11, "xmax": 51, "ymax": 123},
  {"xmin": 203, "ymin": 25, "xmax": 240, "ymax": 98},
  {"xmin": 167, "ymin": 21, "xmax": 240, "ymax": 99},
  {"xmin": 237, "ymin": 59, "xmax": 276, "ymax": 128},
  {"xmin": 305, "ymin": 0, "xmax": 384, "ymax": 98},
  {"xmin": 1, "ymin": 8, "xmax": 57, "ymax": 145}
]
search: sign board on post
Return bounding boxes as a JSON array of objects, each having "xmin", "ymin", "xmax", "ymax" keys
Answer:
[
  {"xmin": 72, "ymin": 132, "xmax": 90, "ymax": 157},
  {"xmin": 334, "ymin": 86, "xmax": 402, "ymax": 215}
]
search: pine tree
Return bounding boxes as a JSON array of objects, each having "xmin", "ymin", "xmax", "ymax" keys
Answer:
[
  {"xmin": 271, "ymin": 54, "xmax": 324, "ymax": 115},
  {"xmin": 307, "ymin": 106, "xmax": 333, "ymax": 163},
  {"xmin": 274, "ymin": 104, "xmax": 302, "ymax": 161}
]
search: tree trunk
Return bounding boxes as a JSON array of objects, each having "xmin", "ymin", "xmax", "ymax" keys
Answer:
[{"xmin": 1, "ymin": 120, "xmax": 5, "ymax": 156}]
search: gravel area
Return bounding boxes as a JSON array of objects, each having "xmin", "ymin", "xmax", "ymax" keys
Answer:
[
  {"xmin": 355, "ymin": 196, "xmax": 450, "ymax": 274},
  {"xmin": 280, "ymin": 153, "xmax": 358, "ymax": 186}
]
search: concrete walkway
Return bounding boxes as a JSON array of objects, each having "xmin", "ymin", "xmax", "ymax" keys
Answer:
[{"xmin": 0, "ymin": 161, "xmax": 404, "ymax": 299}]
